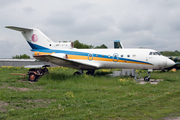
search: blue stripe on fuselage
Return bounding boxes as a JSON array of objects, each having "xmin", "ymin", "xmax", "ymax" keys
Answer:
[
  {"xmin": 32, "ymin": 47, "xmax": 153, "ymax": 65},
  {"xmin": 28, "ymin": 41, "xmax": 50, "ymax": 50}
]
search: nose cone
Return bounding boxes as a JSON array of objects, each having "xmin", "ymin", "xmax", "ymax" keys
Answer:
[{"xmin": 166, "ymin": 58, "xmax": 175, "ymax": 68}]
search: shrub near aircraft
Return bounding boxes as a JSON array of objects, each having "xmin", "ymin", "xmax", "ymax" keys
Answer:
[{"xmin": 6, "ymin": 26, "xmax": 175, "ymax": 81}]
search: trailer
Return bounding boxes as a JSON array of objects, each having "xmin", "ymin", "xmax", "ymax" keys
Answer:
[{"xmin": 11, "ymin": 65, "xmax": 50, "ymax": 82}]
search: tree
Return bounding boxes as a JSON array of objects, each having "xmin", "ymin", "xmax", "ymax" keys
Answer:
[
  {"xmin": 73, "ymin": 40, "xmax": 83, "ymax": 48},
  {"xmin": 160, "ymin": 50, "xmax": 180, "ymax": 56},
  {"xmin": 12, "ymin": 54, "xmax": 30, "ymax": 59},
  {"xmin": 94, "ymin": 44, "xmax": 108, "ymax": 49},
  {"xmin": 73, "ymin": 40, "xmax": 108, "ymax": 49},
  {"xmin": 73, "ymin": 40, "xmax": 94, "ymax": 49}
]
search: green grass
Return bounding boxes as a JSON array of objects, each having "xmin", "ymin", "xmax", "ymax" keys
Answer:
[{"xmin": 1, "ymin": 66, "xmax": 180, "ymax": 119}]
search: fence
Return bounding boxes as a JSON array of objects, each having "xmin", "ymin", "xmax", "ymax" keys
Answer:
[{"xmin": 0, "ymin": 59, "xmax": 57, "ymax": 67}]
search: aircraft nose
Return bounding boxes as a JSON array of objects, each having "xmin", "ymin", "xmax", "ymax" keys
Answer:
[{"xmin": 166, "ymin": 58, "xmax": 175, "ymax": 68}]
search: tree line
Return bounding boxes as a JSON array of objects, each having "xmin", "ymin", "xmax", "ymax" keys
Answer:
[
  {"xmin": 12, "ymin": 54, "xmax": 30, "ymax": 59},
  {"xmin": 160, "ymin": 50, "xmax": 180, "ymax": 56},
  {"xmin": 73, "ymin": 40, "xmax": 108, "ymax": 49}
]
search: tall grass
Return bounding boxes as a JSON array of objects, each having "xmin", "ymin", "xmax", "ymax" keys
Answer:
[{"xmin": 0, "ymin": 66, "xmax": 180, "ymax": 119}]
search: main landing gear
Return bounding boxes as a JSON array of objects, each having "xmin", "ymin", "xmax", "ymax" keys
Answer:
[
  {"xmin": 73, "ymin": 70, "xmax": 83, "ymax": 75},
  {"xmin": 144, "ymin": 69, "xmax": 153, "ymax": 81},
  {"xmin": 73, "ymin": 70, "xmax": 95, "ymax": 76},
  {"xmin": 86, "ymin": 70, "xmax": 95, "ymax": 76}
]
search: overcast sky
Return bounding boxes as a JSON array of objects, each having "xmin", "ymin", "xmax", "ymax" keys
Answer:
[{"xmin": 0, "ymin": 0, "xmax": 180, "ymax": 58}]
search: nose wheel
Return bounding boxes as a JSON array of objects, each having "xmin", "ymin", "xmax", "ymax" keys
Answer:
[
  {"xmin": 144, "ymin": 76, "xmax": 150, "ymax": 81},
  {"xmin": 144, "ymin": 70, "xmax": 152, "ymax": 81}
]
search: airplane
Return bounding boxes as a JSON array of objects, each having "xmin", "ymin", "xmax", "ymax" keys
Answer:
[{"xmin": 6, "ymin": 26, "xmax": 175, "ymax": 81}]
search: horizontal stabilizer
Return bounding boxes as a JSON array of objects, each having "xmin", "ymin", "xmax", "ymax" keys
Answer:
[{"xmin": 5, "ymin": 26, "xmax": 33, "ymax": 32}]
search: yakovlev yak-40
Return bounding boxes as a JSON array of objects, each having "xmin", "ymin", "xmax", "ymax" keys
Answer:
[{"xmin": 6, "ymin": 26, "xmax": 175, "ymax": 81}]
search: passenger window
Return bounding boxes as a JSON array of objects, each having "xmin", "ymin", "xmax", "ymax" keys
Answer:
[
  {"xmin": 127, "ymin": 55, "xmax": 130, "ymax": 57},
  {"xmin": 121, "ymin": 55, "xmax": 123, "ymax": 57}
]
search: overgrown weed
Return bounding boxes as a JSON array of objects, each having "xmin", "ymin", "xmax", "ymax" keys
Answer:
[{"xmin": 1, "ymin": 66, "xmax": 180, "ymax": 119}]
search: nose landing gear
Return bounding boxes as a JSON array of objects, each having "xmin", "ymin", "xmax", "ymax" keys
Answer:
[{"xmin": 144, "ymin": 69, "xmax": 153, "ymax": 81}]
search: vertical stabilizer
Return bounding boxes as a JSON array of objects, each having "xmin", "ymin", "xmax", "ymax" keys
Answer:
[
  {"xmin": 5, "ymin": 26, "xmax": 54, "ymax": 50},
  {"xmin": 114, "ymin": 40, "xmax": 124, "ymax": 49}
]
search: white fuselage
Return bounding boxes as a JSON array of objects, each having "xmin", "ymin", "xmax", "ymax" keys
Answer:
[{"xmin": 34, "ymin": 48, "xmax": 175, "ymax": 70}]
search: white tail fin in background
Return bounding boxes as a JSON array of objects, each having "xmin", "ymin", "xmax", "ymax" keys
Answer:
[
  {"xmin": 5, "ymin": 26, "xmax": 54, "ymax": 50},
  {"xmin": 114, "ymin": 40, "xmax": 124, "ymax": 49}
]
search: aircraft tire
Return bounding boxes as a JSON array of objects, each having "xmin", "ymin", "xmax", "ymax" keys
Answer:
[
  {"xmin": 144, "ymin": 76, "xmax": 150, "ymax": 81},
  {"xmin": 43, "ymin": 68, "xmax": 49, "ymax": 74},
  {"xmin": 29, "ymin": 73, "xmax": 38, "ymax": 82},
  {"xmin": 86, "ymin": 70, "xmax": 95, "ymax": 76},
  {"xmin": 73, "ymin": 71, "xmax": 81, "ymax": 76}
]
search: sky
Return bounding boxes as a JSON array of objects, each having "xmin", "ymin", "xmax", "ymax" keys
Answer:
[{"xmin": 0, "ymin": 0, "xmax": 180, "ymax": 58}]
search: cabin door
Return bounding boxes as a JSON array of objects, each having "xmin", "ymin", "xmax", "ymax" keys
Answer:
[{"xmin": 113, "ymin": 53, "xmax": 119, "ymax": 62}]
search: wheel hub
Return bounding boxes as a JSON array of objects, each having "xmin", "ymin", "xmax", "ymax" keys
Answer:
[{"xmin": 30, "ymin": 75, "xmax": 35, "ymax": 81}]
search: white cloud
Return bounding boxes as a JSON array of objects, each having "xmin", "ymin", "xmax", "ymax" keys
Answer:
[
  {"xmin": 1, "ymin": 0, "xmax": 180, "ymax": 58},
  {"xmin": 0, "ymin": 0, "xmax": 21, "ymax": 7}
]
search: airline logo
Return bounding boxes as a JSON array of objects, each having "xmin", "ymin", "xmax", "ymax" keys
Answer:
[
  {"xmin": 32, "ymin": 34, "xmax": 38, "ymax": 42},
  {"xmin": 88, "ymin": 53, "xmax": 93, "ymax": 61}
]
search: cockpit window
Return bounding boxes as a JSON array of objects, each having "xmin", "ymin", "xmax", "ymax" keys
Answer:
[
  {"xmin": 156, "ymin": 52, "xmax": 161, "ymax": 55},
  {"xmin": 149, "ymin": 52, "xmax": 161, "ymax": 56}
]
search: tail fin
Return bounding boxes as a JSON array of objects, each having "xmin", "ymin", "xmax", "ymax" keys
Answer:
[
  {"xmin": 5, "ymin": 26, "xmax": 54, "ymax": 50},
  {"xmin": 114, "ymin": 40, "xmax": 124, "ymax": 49}
]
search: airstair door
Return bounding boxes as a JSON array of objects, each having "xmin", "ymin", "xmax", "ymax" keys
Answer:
[{"xmin": 113, "ymin": 53, "xmax": 119, "ymax": 62}]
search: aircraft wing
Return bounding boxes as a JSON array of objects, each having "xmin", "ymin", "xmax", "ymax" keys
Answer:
[{"xmin": 34, "ymin": 53, "xmax": 101, "ymax": 70}]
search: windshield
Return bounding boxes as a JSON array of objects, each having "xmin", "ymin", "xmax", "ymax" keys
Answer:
[{"xmin": 149, "ymin": 52, "xmax": 161, "ymax": 56}]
